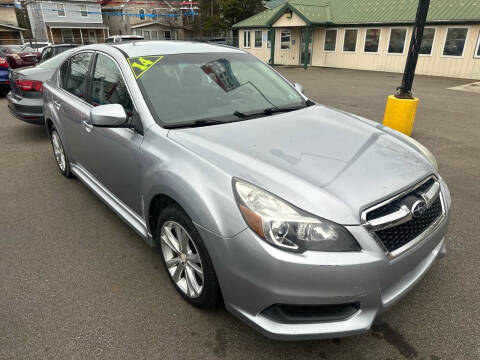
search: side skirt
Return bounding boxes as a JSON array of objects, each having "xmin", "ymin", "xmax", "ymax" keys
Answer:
[{"xmin": 70, "ymin": 163, "xmax": 155, "ymax": 247}]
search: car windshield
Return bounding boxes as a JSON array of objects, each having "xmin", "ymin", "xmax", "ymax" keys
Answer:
[
  {"xmin": 134, "ymin": 52, "xmax": 305, "ymax": 127},
  {"xmin": 36, "ymin": 48, "xmax": 76, "ymax": 69}
]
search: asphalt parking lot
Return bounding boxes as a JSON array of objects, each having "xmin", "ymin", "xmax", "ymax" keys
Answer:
[{"xmin": 1, "ymin": 67, "xmax": 479, "ymax": 359}]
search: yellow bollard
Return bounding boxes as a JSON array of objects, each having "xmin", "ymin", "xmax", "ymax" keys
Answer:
[{"xmin": 383, "ymin": 95, "xmax": 419, "ymax": 136}]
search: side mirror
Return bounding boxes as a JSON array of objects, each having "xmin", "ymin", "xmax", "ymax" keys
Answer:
[
  {"xmin": 294, "ymin": 82, "xmax": 304, "ymax": 94},
  {"xmin": 90, "ymin": 104, "xmax": 128, "ymax": 127}
]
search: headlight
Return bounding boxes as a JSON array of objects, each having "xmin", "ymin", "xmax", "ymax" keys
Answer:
[
  {"xmin": 232, "ymin": 179, "xmax": 360, "ymax": 252},
  {"xmin": 393, "ymin": 131, "xmax": 438, "ymax": 171}
]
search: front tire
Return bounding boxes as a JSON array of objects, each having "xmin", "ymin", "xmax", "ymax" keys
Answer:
[
  {"xmin": 156, "ymin": 205, "xmax": 222, "ymax": 309},
  {"xmin": 49, "ymin": 126, "xmax": 73, "ymax": 178}
]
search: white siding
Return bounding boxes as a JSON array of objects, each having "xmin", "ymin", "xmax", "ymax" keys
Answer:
[
  {"xmin": 238, "ymin": 24, "xmax": 480, "ymax": 79},
  {"xmin": 239, "ymin": 29, "xmax": 271, "ymax": 63}
]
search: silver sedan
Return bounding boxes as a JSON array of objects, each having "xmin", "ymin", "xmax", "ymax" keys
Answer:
[{"xmin": 43, "ymin": 41, "xmax": 450, "ymax": 340}]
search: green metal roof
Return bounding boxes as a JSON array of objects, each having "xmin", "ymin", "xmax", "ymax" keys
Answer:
[{"xmin": 234, "ymin": 0, "xmax": 480, "ymax": 28}]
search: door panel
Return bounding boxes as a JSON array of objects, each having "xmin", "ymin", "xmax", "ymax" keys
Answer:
[
  {"xmin": 54, "ymin": 52, "xmax": 94, "ymax": 163},
  {"xmin": 80, "ymin": 53, "xmax": 143, "ymax": 215}
]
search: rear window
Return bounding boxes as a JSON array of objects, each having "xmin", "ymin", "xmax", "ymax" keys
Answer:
[{"xmin": 37, "ymin": 48, "xmax": 76, "ymax": 69}]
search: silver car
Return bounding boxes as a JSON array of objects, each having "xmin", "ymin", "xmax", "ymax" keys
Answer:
[{"xmin": 43, "ymin": 42, "xmax": 451, "ymax": 340}]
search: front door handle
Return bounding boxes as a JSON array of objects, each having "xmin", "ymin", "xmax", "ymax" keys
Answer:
[
  {"xmin": 82, "ymin": 120, "xmax": 93, "ymax": 133},
  {"xmin": 54, "ymin": 100, "xmax": 61, "ymax": 110}
]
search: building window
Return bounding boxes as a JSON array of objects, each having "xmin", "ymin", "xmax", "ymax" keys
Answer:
[
  {"xmin": 388, "ymin": 28, "xmax": 408, "ymax": 54},
  {"xmin": 280, "ymin": 30, "xmax": 291, "ymax": 50},
  {"xmin": 88, "ymin": 30, "xmax": 97, "ymax": 44},
  {"xmin": 243, "ymin": 31, "xmax": 250, "ymax": 48},
  {"xmin": 324, "ymin": 29, "xmax": 337, "ymax": 51},
  {"xmin": 443, "ymin": 27, "xmax": 468, "ymax": 57},
  {"xmin": 254, "ymin": 30, "xmax": 262, "ymax": 48},
  {"xmin": 151, "ymin": 30, "xmax": 158, "ymax": 40},
  {"xmin": 139, "ymin": 9, "xmax": 145, "ymax": 20},
  {"xmin": 32, "ymin": 5, "xmax": 41, "ymax": 17},
  {"xmin": 364, "ymin": 28, "xmax": 380, "ymax": 53},
  {"xmin": 56, "ymin": 3, "xmax": 65, "ymax": 17},
  {"xmin": 343, "ymin": 29, "xmax": 358, "ymax": 52},
  {"xmin": 79, "ymin": 5, "xmax": 88, "ymax": 17},
  {"xmin": 61, "ymin": 28, "xmax": 74, "ymax": 43},
  {"xmin": 144, "ymin": 30, "xmax": 150, "ymax": 40},
  {"xmin": 165, "ymin": 31, "xmax": 171, "ymax": 40},
  {"xmin": 419, "ymin": 28, "xmax": 436, "ymax": 55},
  {"xmin": 476, "ymin": 31, "xmax": 480, "ymax": 58},
  {"xmin": 152, "ymin": 9, "xmax": 157, "ymax": 20}
]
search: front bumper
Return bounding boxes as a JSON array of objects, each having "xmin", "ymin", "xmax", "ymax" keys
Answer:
[
  {"xmin": 7, "ymin": 91, "xmax": 44, "ymax": 125},
  {"xmin": 197, "ymin": 201, "xmax": 449, "ymax": 340}
]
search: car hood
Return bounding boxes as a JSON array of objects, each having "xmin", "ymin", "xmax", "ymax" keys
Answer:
[{"xmin": 168, "ymin": 105, "xmax": 435, "ymax": 225}]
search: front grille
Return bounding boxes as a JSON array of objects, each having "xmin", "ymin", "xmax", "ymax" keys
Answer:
[
  {"xmin": 363, "ymin": 177, "xmax": 444, "ymax": 255},
  {"xmin": 365, "ymin": 178, "xmax": 435, "ymax": 221},
  {"xmin": 375, "ymin": 196, "xmax": 442, "ymax": 252}
]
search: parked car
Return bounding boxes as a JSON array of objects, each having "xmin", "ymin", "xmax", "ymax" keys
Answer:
[
  {"xmin": 0, "ymin": 55, "xmax": 9, "ymax": 91},
  {"xmin": 25, "ymin": 41, "xmax": 51, "ymax": 52},
  {"xmin": 0, "ymin": 45, "xmax": 41, "ymax": 69},
  {"xmin": 40, "ymin": 44, "xmax": 78, "ymax": 62},
  {"xmin": 105, "ymin": 35, "xmax": 144, "ymax": 43},
  {"xmin": 7, "ymin": 48, "xmax": 77, "ymax": 124},
  {"xmin": 43, "ymin": 42, "xmax": 450, "ymax": 340}
]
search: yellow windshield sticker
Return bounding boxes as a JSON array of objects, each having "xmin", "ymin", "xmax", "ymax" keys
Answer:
[{"xmin": 127, "ymin": 55, "xmax": 164, "ymax": 79}]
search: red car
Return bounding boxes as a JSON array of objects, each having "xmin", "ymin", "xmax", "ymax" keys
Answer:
[{"xmin": 0, "ymin": 45, "xmax": 41, "ymax": 69}]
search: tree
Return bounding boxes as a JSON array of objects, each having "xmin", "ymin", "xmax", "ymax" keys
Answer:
[{"xmin": 199, "ymin": 0, "xmax": 263, "ymax": 35}]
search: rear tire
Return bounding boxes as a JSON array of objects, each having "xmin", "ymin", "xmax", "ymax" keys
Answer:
[
  {"xmin": 156, "ymin": 204, "xmax": 222, "ymax": 309},
  {"xmin": 49, "ymin": 126, "xmax": 73, "ymax": 178}
]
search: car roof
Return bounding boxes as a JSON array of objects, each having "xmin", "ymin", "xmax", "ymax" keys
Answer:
[
  {"xmin": 48, "ymin": 44, "xmax": 78, "ymax": 48},
  {"xmin": 109, "ymin": 40, "xmax": 243, "ymax": 57}
]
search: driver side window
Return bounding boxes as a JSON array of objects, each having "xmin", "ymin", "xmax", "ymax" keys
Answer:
[
  {"xmin": 90, "ymin": 53, "xmax": 133, "ymax": 115},
  {"xmin": 60, "ymin": 52, "xmax": 93, "ymax": 100}
]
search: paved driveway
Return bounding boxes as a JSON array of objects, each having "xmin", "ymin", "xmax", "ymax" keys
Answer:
[{"xmin": 1, "ymin": 67, "xmax": 479, "ymax": 359}]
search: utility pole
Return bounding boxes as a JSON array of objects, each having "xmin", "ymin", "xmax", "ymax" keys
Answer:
[
  {"xmin": 397, "ymin": 0, "xmax": 430, "ymax": 98},
  {"xmin": 382, "ymin": 0, "xmax": 430, "ymax": 136}
]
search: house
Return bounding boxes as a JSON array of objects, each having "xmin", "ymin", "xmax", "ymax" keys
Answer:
[
  {"xmin": 101, "ymin": 0, "xmax": 194, "ymax": 40},
  {"xmin": 233, "ymin": 0, "xmax": 480, "ymax": 80},
  {"xmin": 0, "ymin": 0, "xmax": 25, "ymax": 44},
  {"xmin": 26, "ymin": 0, "xmax": 109, "ymax": 44}
]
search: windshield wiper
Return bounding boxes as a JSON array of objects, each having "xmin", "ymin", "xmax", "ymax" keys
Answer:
[
  {"xmin": 232, "ymin": 105, "xmax": 307, "ymax": 120},
  {"xmin": 163, "ymin": 119, "xmax": 227, "ymax": 129}
]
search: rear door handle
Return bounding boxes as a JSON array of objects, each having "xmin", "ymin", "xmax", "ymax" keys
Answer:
[
  {"xmin": 82, "ymin": 120, "xmax": 93, "ymax": 133},
  {"xmin": 53, "ymin": 100, "xmax": 61, "ymax": 110}
]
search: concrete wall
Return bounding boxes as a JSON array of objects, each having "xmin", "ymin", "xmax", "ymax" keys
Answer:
[{"xmin": 239, "ymin": 24, "xmax": 480, "ymax": 79}]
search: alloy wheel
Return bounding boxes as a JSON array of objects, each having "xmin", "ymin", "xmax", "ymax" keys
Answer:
[
  {"xmin": 51, "ymin": 131, "xmax": 66, "ymax": 172},
  {"xmin": 160, "ymin": 221, "xmax": 204, "ymax": 298}
]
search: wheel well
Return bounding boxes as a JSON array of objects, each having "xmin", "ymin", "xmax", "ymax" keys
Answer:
[
  {"xmin": 148, "ymin": 194, "xmax": 179, "ymax": 238},
  {"xmin": 45, "ymin": 118, "xmax": 54, "ymax": 134}
]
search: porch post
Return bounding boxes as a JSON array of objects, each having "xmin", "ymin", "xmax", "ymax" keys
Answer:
[
  {"xmin": 80, "ymin": 29, "xmax": 84, "ymax": 44},
  {"xmin": 269, "ymin": 27, "xmax": 275, "ymax": 65},
  {"xmin": 303, "ymin": 25, "xmax": 310, "ymax": 69}
]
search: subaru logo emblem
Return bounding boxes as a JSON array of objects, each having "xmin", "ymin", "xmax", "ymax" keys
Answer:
[{"xmin": 411, "ymin": 200, "xmax": 428, "ymax": 218}]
